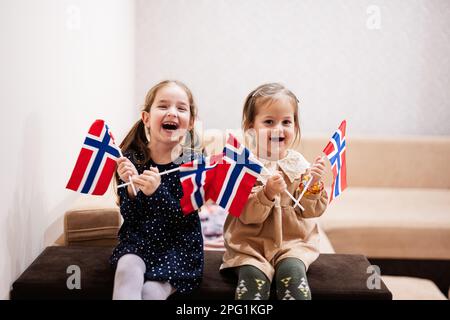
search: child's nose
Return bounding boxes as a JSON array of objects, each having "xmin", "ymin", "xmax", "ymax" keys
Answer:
[
  {"xmin": 167, "ymin": 105, "xmax": 178, "ymax": 117},
  {"xmin": 273, "ymin": 125, "xmax": 283, "ymax": 133}
]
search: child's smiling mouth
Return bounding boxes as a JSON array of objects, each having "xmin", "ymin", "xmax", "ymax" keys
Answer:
[
  {"xmin": 161, "ymin": 121, "xmax": 179, "ymax": 131},
  {"xmin": 269, "ymin": 136, "xmax": 286, "ymax": 143}
]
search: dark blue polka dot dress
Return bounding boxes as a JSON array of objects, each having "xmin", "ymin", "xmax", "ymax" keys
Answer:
[{"xmin": 110, "ymin": 151, "xmax": 204, "ymax": 294}]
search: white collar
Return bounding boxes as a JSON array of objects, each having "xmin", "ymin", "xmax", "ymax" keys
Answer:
[{"xmin": 257, "ymin": 149, "xmax": 310, "ymax": 184}]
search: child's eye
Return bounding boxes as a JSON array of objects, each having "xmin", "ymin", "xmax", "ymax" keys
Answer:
[
  {"xmin": 264, "ymin": 120, "xmax": 273, "ymax": 125},
  {"xmin": 157, "ymin": 105, "xmax": 168, "ymax": 109},
  {"xmin": 177, "ymin": 106, "xmax": 188, "ymax": 112},
  {"xmin": 283, "ymin": 120, "xmax": 292, "ymax": 126}
]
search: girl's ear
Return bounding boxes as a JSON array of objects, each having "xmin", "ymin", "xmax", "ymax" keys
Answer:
[{"xmin": 141, "ymin": 110, "xmax": 150, "ymax": 127}]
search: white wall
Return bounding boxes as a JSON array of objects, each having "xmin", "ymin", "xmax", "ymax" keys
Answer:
[
  {"xmin": 1, "ymin": 0, "xmax": 449, "ymax": 301},
  {"xmin": 0, "ymin": 0, "xmax": 135, "ymax": 299},
  {"xmin": 135, "ymin": 0, "xmax": 450, "ymax": 136}
]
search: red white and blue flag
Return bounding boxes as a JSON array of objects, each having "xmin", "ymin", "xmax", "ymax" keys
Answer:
[
  {"xmin": 179, "ymin": 154, "xmax": 220, "ymax": 214},
  {"xmin": 209, "ymin": 134, "xmax": 264, "ymax": 217},
  {"xmin": 66, "ymin": 119, "xmax": 121, "ymax": 195},
  {"xmin": 179, "ymin": 134, "xmax": 263, "ymax": 217},
  {"xmin": 323, "ymin": 120, "xmax": 347, "ymax": 202}
]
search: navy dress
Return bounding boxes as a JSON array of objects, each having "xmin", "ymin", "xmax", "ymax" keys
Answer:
[{"xmin": 110, "ymin": 151, "xmax": 204, "ymax": 294}]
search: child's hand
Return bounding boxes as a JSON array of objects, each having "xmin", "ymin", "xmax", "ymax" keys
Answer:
[
  {"xmin": 264, "ymin": 171, "xmax": 286, "ymax": 201},
  {"xmin": 117, "ymin": 157, "xmax": 138, "ymax": 182},
  {"xmin": 132, "ymin": 167, "xmax": 161, "ymax": 196},
  {"xmin": 309, "ymin": 156, "xmax": 326, "ymax": 185}
]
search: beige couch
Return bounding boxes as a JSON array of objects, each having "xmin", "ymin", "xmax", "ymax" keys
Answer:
[{"xmin": 61, "ymin": 131, "xmax": 450, "ymax": 299}]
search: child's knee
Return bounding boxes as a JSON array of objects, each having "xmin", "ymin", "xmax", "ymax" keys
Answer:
[
  {"xmin": 115, "ymin": 254, "xmax": 146, "ymax": 280},
  {"xmin": 235, "ymin": 265, "xmax": 271, "ymax": 300},
  {"xmin": 275, "ymin": 258, "xmax": 311, "ymax": 300},
  {"xmin": 142, "ymin": 281, "xmax": 174, "ymax": 300},
  {"xmin": 275, "ymin": 257, "xmax": 306, "ymax": 278}
]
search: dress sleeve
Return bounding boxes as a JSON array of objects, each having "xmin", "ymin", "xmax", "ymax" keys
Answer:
[
  {"xmin": 238, "ymin": 185, "xmax": 275, "ymax": 225},
  {"xmin": 117, "ymin": 178, "xmax": 139, "ymax": 221},
  {"xmin": 293, "ymin": 180, "xmax": 329, "ymax": 218}
]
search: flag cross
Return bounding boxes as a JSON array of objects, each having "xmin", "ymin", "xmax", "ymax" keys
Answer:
[
  {"xmin": 328, "ymin": 135, "xmax": 346, "ymax": 169},
  {"xmin": 81, "ymin": 129, "xmax": 120, "ymax": 193},
  {"xmin": 179, "ymin": 158, "xmax": 217, "ymax": 210},
  {"xmin": 323, "ymin": 120, "xmax": 348, "ymax": 202},
  {"xmin": 216, "ymin": 144, "xmax": 263, "ymax": 210}
]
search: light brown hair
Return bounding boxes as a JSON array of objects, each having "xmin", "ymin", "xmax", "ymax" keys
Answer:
[
  {"xmin": 242, "ymin": 83, "xmax": 301, "ymax": 146},
  {"xmin": 120, "ymin": 80, "xmax": 198, "ymax": 165}
]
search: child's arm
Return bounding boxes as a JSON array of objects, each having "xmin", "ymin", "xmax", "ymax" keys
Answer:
[
  {"xmin": 294, "ymin": 181, "xmax": 328, "ymax": 218},
  {"xmin": 117, "ymin": 177, "xmax": 140, "ymax": 220},
  {"xmin": 294, "ymin": 156, "xmax": 328, "ymax": 218},
  {"xmin": 117, "ymin": 156, "xmax": 139, "ymax": 199},
  {"xmin": 116, "ymin": 156, "xmax": 140, "ymax": 220},
  {"xmin": 131, "ymin": 167, "xmax": 161, "ymax": 197},
  {"xmin": 238, "ymin": 185, "xmax": 276, "ymax": 225},
  {"xmin": 130, "ymin": 168, "xmax": 181, "ymax": 213},
  {"xmin": 117, "ymin": 158, "xmax": 174, "ymax": 219}
]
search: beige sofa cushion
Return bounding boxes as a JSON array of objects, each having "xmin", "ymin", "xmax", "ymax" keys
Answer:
[
  {"xmin": 320, "ymin": 188, "xmax": 450, "ymax": 259},
  {"xmin": 64, "ymin": 208, "xmax": 120, "ymax": 246},
  {"xmin": 382, "ymin": 276, "xmax": 447, "ymax": 300},
  {"xmin": 63, "ymin": 189, "xmax": 120, "ymax": 247},
  {"xmin": 297, "ymin": 135, "xmax": 450, "ymax": 189}
]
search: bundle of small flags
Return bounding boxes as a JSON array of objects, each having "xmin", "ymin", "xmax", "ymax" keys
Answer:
[{"xmin": 179, "ymin": 134, "xmax": 264, "ymax": 217}]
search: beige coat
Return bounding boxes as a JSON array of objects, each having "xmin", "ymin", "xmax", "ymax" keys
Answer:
[{"xmin": 220, "ymin": 149, "xmax": 328, "ymax": 280}]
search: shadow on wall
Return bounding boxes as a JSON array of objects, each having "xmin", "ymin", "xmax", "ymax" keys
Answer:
[
  {"xmin": 2, "ymin": 112, "xmax": 84, "ymax": 299},
  {"xmin": 5, "ymin": 113, "xmax": 46, "ymax": 299}
]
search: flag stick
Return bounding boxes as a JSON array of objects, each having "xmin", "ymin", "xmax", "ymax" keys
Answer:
[
  {"xmin": 117, "ymin": 167, "xmax": 181, "ymax": 189},
  {"xmin": 260, "ymin": 166, "xmax": 305, "ymax": 211},
  {"xmin": 293, "ymin": 155, "xmax": 326, "ymax": 205},
  {"xmin": 158, "ymin": 167, "xmax": 181, "ymax": 176},
  {"xmin": 117, "ymin": 150, "xmax": 137, "ymax": 196}
]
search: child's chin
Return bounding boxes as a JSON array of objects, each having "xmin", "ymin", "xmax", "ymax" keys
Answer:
[{"xmin": 161, "ymin": 128, "xmax": 183, "ymax": 137}]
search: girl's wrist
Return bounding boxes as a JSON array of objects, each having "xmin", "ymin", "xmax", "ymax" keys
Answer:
[
  {"xmin": 306, "ymin": 181, "xmax": 324, "ymax": 195},
  {"xmin": 298, "ymin": 177, "xmax": 324, "ymax": 196},
  {"xmin": 263, "ymin": 185, "xmax": 275, "ymax": 201}
]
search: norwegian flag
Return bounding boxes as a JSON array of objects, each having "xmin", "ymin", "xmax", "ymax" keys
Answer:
[
  {"xmin": 179, "ymin": 154, "xmax": 220, "ymax": 215},
  {"xmin": 209, "ymin": 134, "xmax": 264, "ymax": 217},
  {"xmin": 323, "ymin": 120, "xmax": 347, "ymax": 202},
  {"xmin": 66, "ymin": 119, "xmax": 121, "ymax": 195}
]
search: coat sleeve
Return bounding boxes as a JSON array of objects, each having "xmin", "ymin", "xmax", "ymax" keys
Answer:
[
  {"xmin": 293, "ymin": 183, "xmax": 329, "ymax": 218},
  {"xmin": 238, "ymin": 185, "xmax": 276, "ymax": 225}
]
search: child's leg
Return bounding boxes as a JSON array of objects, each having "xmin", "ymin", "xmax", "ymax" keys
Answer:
[
  {"xmin": 275, "ymin": 257, "xmax": 311, "ymax": 300},
  {"xmin": 112, "ymin": 254, "xmax": 146, "ymax": 300},
  {"xmin": 234, "ymin": 265, "xmax": 271, "ymax": 300},
  {"xmin": 141, "ymin": 281, "xmax": 176, "ymax": 300}
]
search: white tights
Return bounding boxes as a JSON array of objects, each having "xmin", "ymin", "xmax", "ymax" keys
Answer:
[{"xmin": 112, "ymin": 254, "xmax": 176, "ymax": 300}]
